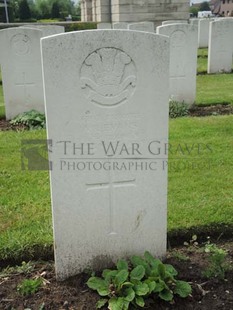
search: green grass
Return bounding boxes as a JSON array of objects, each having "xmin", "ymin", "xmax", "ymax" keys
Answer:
[
  {"xmin": 197, "ymin": 48, "xmax": 208, "ymax": 74},
  {"xmin": 168, "ymin": 116, "xmax": 233, "ymax": 230},
  {"xmin": 197, "ymin": 48, "xmax": 233, "ymax": 75},
  {"xmin": 0, "ymin": 130, "xmax": 51, "ymax": 260},
  {"xmin": 0, "ymin": 116, "xmax": 233, "ymax": 261},
  {"xmin": 196, "ymin": 74, "xmax": 233, "ymax": 106}
]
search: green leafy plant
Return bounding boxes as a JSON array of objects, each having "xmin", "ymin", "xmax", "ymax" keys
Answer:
[
  {"xmin": 10, "ymin": 110, "xmax": 46, "ymax": 130},
  {"xmin": 87, "ymin": 251, "xmax": 192, "ymax": 309},
  {"xmin": 169, "ymin": 100, "xmax": 189, "ymax": 118},
  {"xmin": 17, "ymin": 278, "xmax": 43, "ymax": 296},
  {"xmin": 203, "ymin": 242, "xmax": 231, "ymax": 280}
]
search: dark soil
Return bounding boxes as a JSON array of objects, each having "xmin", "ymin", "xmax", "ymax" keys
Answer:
[
  {"xmin": 189, "ymin": 104, "xmax": 233, "ymax": 117},
  {"xmin": 0, "ymin": 118, "xmax": 27, "ymax": 131},
  {"xmin": 0, "ymin": 240, "xmax": 233, "ymax": 310}
]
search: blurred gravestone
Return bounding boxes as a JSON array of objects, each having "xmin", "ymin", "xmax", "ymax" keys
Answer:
[
  {"xmin": 208, "ymin": 19, "xmax": 233, "ymax": 73},
  {"xmin": 128, "ymin": 22, "xmax": 154, "ymax": 32},
  {"xmin": 0, "ymin": 27, "xmax": 44, "ymax": 119},
  {"xmin": 157, "ymin": 23, "xmax": 198, "ymax": 105}
]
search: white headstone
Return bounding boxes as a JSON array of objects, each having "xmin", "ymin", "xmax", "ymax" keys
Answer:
[
  {"xmin": 157, "ymin": 23, "xmax": 198, "ymax": 105},
  {"xmin": 22, "ymin": 25, "xmax": 65, "ymax": 37},
  {"xmin": 41, "ymin": 30, "xmax": 169, "ymax": 280},
  {"xmin": 97, "ymin": 23, "xmax": 112, "ymax": 29},
  {"xmin": 208, "ymin": 19, "xmax": 233, "ymax": 73},
  {"xmin": 128, "ymin": 22, "xmax": 154, "ymax": 32},
  {"xmin": 113, "ymin": 22, "xmax": 128, "ymax": 29},
  {"xmin": 0, "ymin": 27, "xmax": 44, "ymax": 120},
  {"xmin": 162, "ymin": 20, "xmax": 188, "ymax": 25},
  {"xmin": 198, "ymin": 19, "xmax": 211, "ymax": 48}
]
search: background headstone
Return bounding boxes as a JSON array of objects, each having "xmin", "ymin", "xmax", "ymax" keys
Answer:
[
  {"xmin": 162, "ymin": 20, "xmax": 188, "ymax": 25},
  {"xmin": 22, "ymin": 25, "xmax": 65, "ymax": 36},
  {"xmin": 198, "ymin": 19, "xmax": 211, "ymax": 48},
  {"xmin": 128, "ymin": 22, "xmax": 154, "ymax": 32},
  {"xmin": 97, "ymin": 22, "xmax": 112, "ymax": 29},
  {"xmin": 41, "ymin": 30, "xmax": 169, "ymax": 280},
  {"xmin": 0, "ymin": 27, "xmax": 44, "ymax": 120},
  {"xmin": 208, "ymin": 19, "xmax": 233, "ymax": 73},
  {"xmin": 112, "ymin": 22, "xmax": 128, "ymax": 29},
  {"xmin": 157, "ymin": 23, "xmax": 198, "ymax": 105}
]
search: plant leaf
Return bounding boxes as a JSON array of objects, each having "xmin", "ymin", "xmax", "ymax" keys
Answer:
[
  {"xmin": 134, "ymin": 282, "xmax": 149, "ymax": 296},
  {"xmin": 115, "ymin": 270, "xmax": 129, "ymax": 288},
  {"xmin": 144, "ymin": 251, "xmax": 162, "ymax": 268},
  {"xmin": 87, "ymin": 277, "xmax": 108, "ymax": 292},
  {"xmin": 159, "ymin": 289, "xmax": 173, "ymax": 301},
  {"xmin": 102, "ymin": 269, "xmax": 118, "ymax": 282},
  {"xmin": 165, "ymin": 264, "xmax": 178, "ymax": 277},
  {"xmin": 124, "ymin": 287, "xmax": 135, "ymax": 302},
  {"xmin": 97, "ymin": 299, "xmax": 108, "ymax": 308},
  {"xmin": 135, "ymin": 296, "xmax": 145, "ymax": 307},
  {"xmin": 130, "ymin": 255, "xmax": 150, "ymax": 274},
  {"xmin": 144, "ymin": 279, "xmax": 156, "ymax": 293},
  {"xmin": 157, "ymin": 263, "xmax": 166, "ymax": 279},
  {"xmin": 174, "ymin": 280, "xmax": 192, "ymax": 298},
  {"xmin": 97, "ymin": 287, "xmax": 109, "ymax": 296},
  {"xmin": 153, "ymin": 280, "xmax": 166, "ymax": 293},
  {"xmin": 117, "ymin": 260, "xmax": 128, "ymax": 271},
  {"xmin": 108, "ymin": 297, "xmax": 125, "ymax": 310},
  {"xmin": 130, "ymin": 265, "xmax": 145, "ymax": 281}
]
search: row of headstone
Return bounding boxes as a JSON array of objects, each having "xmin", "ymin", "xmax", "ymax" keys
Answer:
[
  {"xmin": 97, "ymin": 21, "xmax": 155, "ymax": 32},
  {"xmin": 0, "ymin": 25, "xmax": 64, "ymax": 120},
  {"xmin": 0, "ymin": 21, "xmax": 199, "ymax": 121}
]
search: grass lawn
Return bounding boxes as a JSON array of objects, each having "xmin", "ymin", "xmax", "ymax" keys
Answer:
[
  {"xmin": 196, "ymin": 74, "xmax": 233, "ymax": 106},
  {"xmin": 0, "ymin": 116, "xmax": 233, "ymax": 260},
  {"xmin": 197, "ymin": 48, "xmax": 208, "ymax": 74}
]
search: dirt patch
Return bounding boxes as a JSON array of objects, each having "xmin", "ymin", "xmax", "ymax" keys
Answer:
[
  {"xmin": 0, "ymin": 119, "xmax": 27, "ymax": 131},
  {"xmin": 0, "ymin": 240, "xmax": 233, "ymax": 310},
  {"xmin": 189, "ymin": 104, "xmax": 233, "ymax": 117}
]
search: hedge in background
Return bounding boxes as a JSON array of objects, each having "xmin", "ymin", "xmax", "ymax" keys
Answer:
[{"xmin": 65, "ymin": 22, "xmax": 97, "ymax": 32}]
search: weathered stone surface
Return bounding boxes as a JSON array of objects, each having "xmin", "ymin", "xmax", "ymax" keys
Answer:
[
  {"xmin": 157, "ymin": 23, "xmax": 198, "ymax": 105},
  {"xmin": 113, "ymin": 22, "xmax": 128, "ymax": 29},
  {"xmin": 0, "ymin": 27, "xmax": 44, "ymax": 119},
  {"xmin": 97, "ymin": 22, "xmax": 112, "ymax": 29},
  {"xmin": 81, "ymin": 0, "xmax": 189, "ymax": 24},
  {"xmin": 128, "ymin": 22, "xmax": 154, "ymax": 32},
  {"xmin": 208, "ymin": 19, "xmax": 233, "ymax": 73},
  {"xmin": 41, "ymin": 30, "xmax": 169, "ymax": 280},
  {"xmin": 22, "ymin": 25, "xmax": 65, "ymax": 36},
  {"xmin": 198, "ymin": 19, "xmax": 211, "ymax": 48}
]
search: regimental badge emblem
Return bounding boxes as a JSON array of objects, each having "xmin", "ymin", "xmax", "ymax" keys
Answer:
[{"xmin": 80, "ymin": 48, "xmax": 137, "ymax": 107}]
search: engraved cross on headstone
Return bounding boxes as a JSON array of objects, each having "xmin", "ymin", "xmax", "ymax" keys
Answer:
[
  {"xmin": 86, "ymin": 173, "xmax": 136, "ymax": 235},
  {"xmin": 15, "ymin": 72, "xmax": 35, "ymax": 102}
]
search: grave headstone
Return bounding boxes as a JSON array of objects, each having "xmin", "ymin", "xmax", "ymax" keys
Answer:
[
  {"xmin": 128, "ymin": 22, "xmax": 154, "ymax": 32},
  {"xmin": 189, "ymin": 18, "xmax": 199, "ymax": 30},
  {"xmin": 157, "ymin": 23, "xmax": 198, "ymax": 105},
  {"xmin": 22, "ymin": 25, "xmax": 65, "ymax": 36},
  {"xmin": 113, "ymin": 22, "xmax": 128, "ymax": 29},
  {"xmin": 97, "ymin": 23, "xmax": 112, "ymax": 29},
  {"xmin": 198, "ymin": 19, "xmax": 211, "ymax": 48},
  {"xmin": 0, "ymin": 27, "xmax": 44, "ymax": 120},
  {"xmin": 208, "ymin": 19, "xmax": 233, "ymax": 73},
  {"xmin": 162, "ymin": 20, "xmax": 188, "ymax": 25},
  {"xmin": 41, "ymin": 30, "xmax": 169, "ymax": 280}
]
